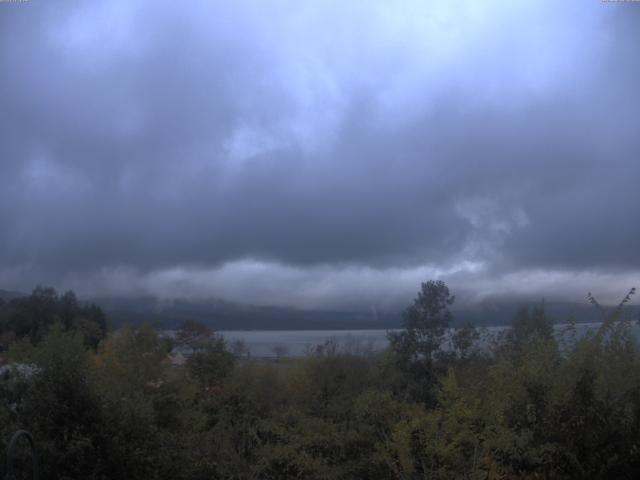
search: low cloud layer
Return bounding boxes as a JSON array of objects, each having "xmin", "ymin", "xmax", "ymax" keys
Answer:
[{"xmin": 1, "ymin": 1, "xmax": 639, "ymax": 308}]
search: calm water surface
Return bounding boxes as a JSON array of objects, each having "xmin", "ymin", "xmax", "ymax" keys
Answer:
[{"xmin": 218, "ymin": 322, "xmax": 636, "ymax": 358}]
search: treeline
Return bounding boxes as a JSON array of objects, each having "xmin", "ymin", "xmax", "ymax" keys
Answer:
[
  {"xmin": 0, "ymin": 286, "xmax": 108, "ymax": 348},
  {"xmin": 1, "ymin": 283, "xmax": 640, "ymax": 479}
]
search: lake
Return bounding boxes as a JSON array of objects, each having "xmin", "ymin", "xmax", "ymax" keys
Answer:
[
  {"xmin": 218, "ymin": 321, "xmax": 633, "ymax": 358},
  {"xmin": 219, "ymin": 329, "xmax": 391, "ymax": 357}
]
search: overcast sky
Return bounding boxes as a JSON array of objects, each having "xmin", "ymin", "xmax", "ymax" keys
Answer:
[{"xmin": 0, "ymin": 1, "xmax": 639, "ymax": 309}]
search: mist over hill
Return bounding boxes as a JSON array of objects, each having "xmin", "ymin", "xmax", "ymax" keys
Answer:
[
  {"xmin": 91, "ymin": 296, "xmax": 400, "ymax": 330},
  {"xmin": 3, "ymin": 287, "xmax": 636, "ymax": 330},
  {"xmin": 0, "ymin": 289, "xmax": 24, "ymax": 302},
  {"xmin": 90, "ymin": 295, "xmax": 637, "ymax": 331}
]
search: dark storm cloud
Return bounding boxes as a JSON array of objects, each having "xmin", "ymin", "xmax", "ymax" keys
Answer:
[{"xmin": 0, "ymin": 1, "xmax": 639, "ymax": 305}]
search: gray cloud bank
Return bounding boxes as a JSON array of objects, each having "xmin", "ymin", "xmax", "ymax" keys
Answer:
[{"xmin": 0, "ymin": 1, "xmax": 639, "ymax": 308}]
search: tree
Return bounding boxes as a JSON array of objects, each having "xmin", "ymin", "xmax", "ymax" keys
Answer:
[
  {"xmin": 16, "ymin": 325, "xmax": 105, "ymax": 480},
  {"xmin": 172, "ymin": 320, "xmax": 236, "ymax": 388},
  {"xmin": 230, "ymin": 339, "xmax": 249, "ymax": 357},
  {"xmin": 76, "ymin": 303, "xmax": 108, "ymax": 347},
  {"xmin": 175, "ymin": 319, "xmax": 213, "ymax": 352},
  {"xmin": 272, "ymin": 344, "xmax": 288, "ymax": 361},
  {"xmin": 187, "ymin": 336, "xmax": 235, "ymax": 389},
  {"xmin": 387, "ymin": 280, "xmax": 455, "ymax": 404},
  {"xmin": 389, "ymin": 280, "xmax": 455, "ymax": 363},
  {"xmin": 8, "ymin": 286, "xmax": 60, "ymax": 343},
  {"xmin": 0, "ymin": 288, "xmax": 108, "ymax": 349},
  {"xmin": 451, "ymin": 322, "xmax": 480, "ymax": 361},
  {"xmin": 59, "ymin": 290, "xmax": 80, "ymax": 330},
  {"xmin": 509, "ymin": 302, "xmax": 553, "ymax": 347}
]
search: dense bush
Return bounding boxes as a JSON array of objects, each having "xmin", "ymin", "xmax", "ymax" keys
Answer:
[{"xmin": 1, "ymin": 285, "xmax": 640, "ymax": 479}]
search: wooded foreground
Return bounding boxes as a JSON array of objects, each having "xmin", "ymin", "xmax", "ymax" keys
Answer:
[{"xmin": 1, "ymin": 283, "xmax": 639, "ymax": 479}]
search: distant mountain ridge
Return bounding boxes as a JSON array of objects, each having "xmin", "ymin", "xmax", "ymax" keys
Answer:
[
  {"xmin": 3, "ymin": 287, "xmax": 637, "ymax": 330},
  {"xmin": 0, "ymin": 289, "xmax": 26, "ymax": 301},
  {"xmin": 91, "ymin": 295, "xmax": 640, "ymax": 331},
  {"xmin": 92, "ymin": 295, "xmax": 402, "ymax": 330}
]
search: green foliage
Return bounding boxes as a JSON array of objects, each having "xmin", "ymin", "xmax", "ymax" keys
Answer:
[
  {"xmin": 387, "ymin": 280, "xmax": 456, "ymax": 405},
  {"xmin": 2, "ymin": 283, "xmax": 640, "ymax": 479},
  {"xmin": 8, "ymin": 325, "xmax": 104, "ymax": 480},
  {"xmin": 389, "ymin": 280, "xmax": 455, "ymax": 362},
  {"xmin": 451, "ymin": 322, "xmax": 481, "ymax": 361},
  {"xmin": 0, "ymin": 287, "xmax": 108, "ymax": 349},
  {"xmin": 174, "ymin": 319, "xmax": 212, "ymax": 351},
  {"xmin": 186, "ymin": 337, "xmax": 236, "ymax": 389},
  {"xmin": 508, "ymin": 302, "xmax": 554, "ymax": 347}
]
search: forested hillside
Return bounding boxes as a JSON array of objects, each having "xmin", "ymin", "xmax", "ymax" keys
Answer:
[{"xmin": 5, "ymin": 289, "xmax": 628, "ymax": 331}]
